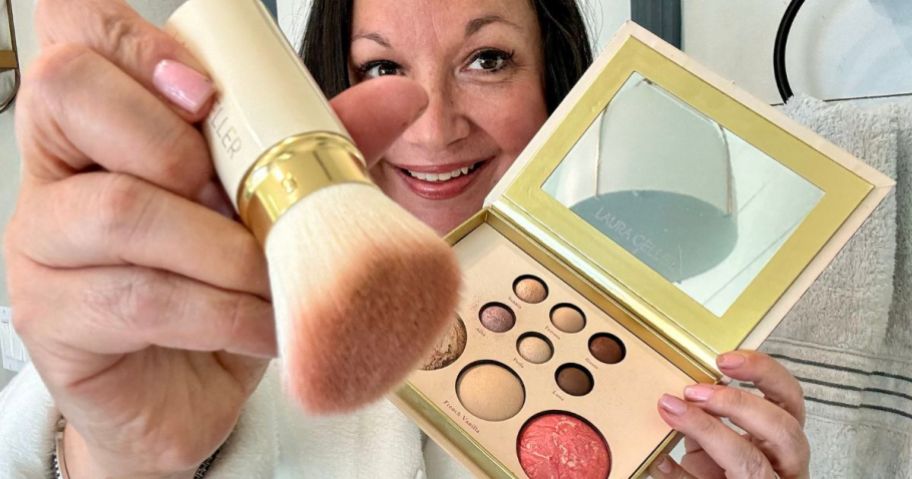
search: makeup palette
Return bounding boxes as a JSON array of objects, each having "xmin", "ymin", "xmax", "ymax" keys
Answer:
[{"xmin": 392, "ymin": 23, "xmax": 894, "ymax": 478}]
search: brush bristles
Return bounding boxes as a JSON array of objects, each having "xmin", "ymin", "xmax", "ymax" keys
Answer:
[{"xmin": 265, "ymin": 183, "xmax": 461, "ymax": 414}]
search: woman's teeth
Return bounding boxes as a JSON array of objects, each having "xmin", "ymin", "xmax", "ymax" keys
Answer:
[{"xmin": 406, "ymin": 163, "xmax": 478, "ymax": 182}]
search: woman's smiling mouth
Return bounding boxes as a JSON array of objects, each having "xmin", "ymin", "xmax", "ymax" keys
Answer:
[
  {"xmin": 402, "ymin": 161, "xmax": 482, "ymax": 182},
  {"xmin": 393, "ymin": 159, "xmax": 491, "ymax": 200}
]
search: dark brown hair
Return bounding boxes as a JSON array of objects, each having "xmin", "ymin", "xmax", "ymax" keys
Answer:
[{"xmin": 298, "ymin": 0, "xmax": 593, "ymax": 113}]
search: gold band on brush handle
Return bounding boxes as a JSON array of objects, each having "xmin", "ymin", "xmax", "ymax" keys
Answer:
[{"xmin": 237, "ymin": 132, "xmax": 374, "ymax": 245}]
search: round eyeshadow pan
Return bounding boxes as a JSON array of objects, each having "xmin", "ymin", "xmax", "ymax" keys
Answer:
[
  {"xmin": 550, "ymin": 304, "xmax": 586, "ymax": 333},
  {"xmin": 517, "ymin": 412, "xmax": 611, "ymax": 479},
  {"xmin": 513, "ymin": 275, "xmax": 548, "ymax": 303},
  {"xmin": 456, "ymin": 362, "xmax": 525, "ymax": 421},
  {"xmin": 517, "ymin": 333, "xmax": 554, "ymax": 364},
  {"xmin": 555, "ymin": 364, "xmax": 594, "ymax": 396},
  {"xmin": 589, "ymin": 334, "xmax": 626, "ymax": 364},
  {"xmin": 479, "ymin": 303, "xmax": 516, "ymax": 333},
  {"xmin": 420, "ymin": 315, "xmax": 468, "ymax": 371}
]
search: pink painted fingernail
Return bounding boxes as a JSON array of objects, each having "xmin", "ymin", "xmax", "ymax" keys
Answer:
[
  {"xmin": 153, "ymin": 59, "xmax": 214, "ymax": 114},
  {"xmin": 684, "ymin": 384, "xmax": 715, "ymax": 402},
  {"xmin": 656, "ymin": 455, "xmax": 674, "ymax": 473},
  {"xmin": 717, "ymin": 351, "xmax": 746, "ymax": 369},
  {"xmin": 659, "ymin": 394, "xmax": 687, "ymax": 416}
]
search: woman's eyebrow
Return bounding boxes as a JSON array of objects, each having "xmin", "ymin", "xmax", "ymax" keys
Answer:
[
  {"xmin": 352, "ymin": 15, "xmax": 519, "ymax": 47},
  {"xmin": 352, "ymin": 32, "xmax": 392, "ymax": 48},
  {"xmin": 465, "ymin": 15, "xmax": 522, "ymax": 38}
]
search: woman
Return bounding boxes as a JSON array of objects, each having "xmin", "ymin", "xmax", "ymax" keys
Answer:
[{"xmin": 0, "ymin": 0, "xmax": 809, "ymax": 477}]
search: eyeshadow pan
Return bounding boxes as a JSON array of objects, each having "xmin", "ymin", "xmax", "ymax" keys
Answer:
[
  {"xmin": 517, "ymin": 333, "xmax": 553, "ymax": 364},
  {"xmin": 513, "ymin": 275, "xmax": 548, "ymax": 303},
  {"xmin": 518, "ymin": 413, "xmax": 611, "ymax": 479},
  {"xmin": 556, "ymin": 364, "xmax": 593, "ymax": 396},
  {"xmin": 589, "ymin": 334, "xmax": 626, "ymax": 364},
  {"xmin": 479, "ymin": 303, "xmax": 515, "ymax": 333},
  {"xmin": 550, "ymin": 304, "xmax": 586, "ymax": 333},
  {"xmin": 456, "ymin": 362, "xmax": 525, "ymax": 421},
  {"xmin": 421, "ymin": 315, "xmax": 467, "ymax": 371}
]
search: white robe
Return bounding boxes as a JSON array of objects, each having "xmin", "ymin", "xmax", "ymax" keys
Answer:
[{"xmin": 0, "ymin": 363, "xmax": 472, "ymax": 478}]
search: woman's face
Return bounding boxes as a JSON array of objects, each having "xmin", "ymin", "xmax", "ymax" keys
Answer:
[{"xmin": 350, "ymin": 0, "xmax": 548, "ymax": 235}]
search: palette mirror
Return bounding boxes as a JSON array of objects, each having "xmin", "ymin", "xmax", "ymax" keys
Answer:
[{"xmin": 542, "ymin": 72, "xmax": 824, "ymax": 317}]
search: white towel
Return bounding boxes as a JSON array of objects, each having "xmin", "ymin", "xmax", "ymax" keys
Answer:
[
  {"xmin": 888, "ymin": 99, "xmax": 912, "ymax": 356},
  {"xmin": 0, "ymin": 364, "xmax": 58, "ymax": 476},
  {"xmin": 756, "ymin": 94, "xmax": 912, "ymax": 478}
]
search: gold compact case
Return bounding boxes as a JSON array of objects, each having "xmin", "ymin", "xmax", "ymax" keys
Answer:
[{"xmin": 391, "ymin": 23, "xmax": 894, "ymax": 478}]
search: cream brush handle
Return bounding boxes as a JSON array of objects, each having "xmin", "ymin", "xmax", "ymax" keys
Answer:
[{"xmin": 165, "ymin": 0, "xmax": 369, "ymax": 243}]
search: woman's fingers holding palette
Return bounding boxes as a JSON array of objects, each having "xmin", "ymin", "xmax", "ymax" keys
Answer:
[
  {"xmin": 657, "ymin": 394, "xmax": 777, "ymax": 479},
  {"xmin": 648, "ymin": 454, "xmax": 699, "ymax": 479},
  {"xmin": 679, "ymin": 447, "xmax": 729, "ymax": 478},
  {"xmin": 682, "ymin": 384, "xmax": 810, "ymax": 477},
  {"xmin": 716, "ymin": 350, "xmax": 806, "ymax": 426}
]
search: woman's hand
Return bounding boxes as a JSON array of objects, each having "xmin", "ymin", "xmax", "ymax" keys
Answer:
[
  {"xmin": 4, "ymin": 1, "xmax": 428, "ymax": 478},
  {"xmin": 650, "ymin": 351, "xmax": 810, "ymax": 479}
]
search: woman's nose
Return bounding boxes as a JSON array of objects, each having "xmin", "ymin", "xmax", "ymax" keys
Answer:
[{"xmin": 402, "ymin": 79, "xmax": 471, "ymax": 150}]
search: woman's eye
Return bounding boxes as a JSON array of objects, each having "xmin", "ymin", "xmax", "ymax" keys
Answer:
[
  {"xmin": 467, "ymin": 49, "xmax": 514, "ymax": 73},
  {"xmin": 360, "ymin": 61, "xmax": 402, "ymax": 79}
]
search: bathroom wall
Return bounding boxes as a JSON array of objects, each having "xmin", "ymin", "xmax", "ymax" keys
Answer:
[
  {"xmin": 682, "ymin": 0, "xmax": 912, "ymax": 104},
  {"xmin": 0, "ymin": 0, "xmax": 32, "ymax": 388}
]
